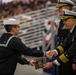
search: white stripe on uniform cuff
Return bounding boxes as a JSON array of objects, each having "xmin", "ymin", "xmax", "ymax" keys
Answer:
[{"xmin": 54, "ymin": 60, "xmax": 60, "ymax": 66}]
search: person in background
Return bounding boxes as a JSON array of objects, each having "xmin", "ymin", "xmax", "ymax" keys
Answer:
[
  {"xmin": 44, "ymin": 9, "xmax": 76, "ymax": 75},
  {"xmin": 0, "ymin": 18, "xmax": 44, "ymax": 75}
]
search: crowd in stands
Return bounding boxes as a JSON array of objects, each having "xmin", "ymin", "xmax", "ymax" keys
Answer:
[{"xmin": 0, "ymin": 0, "xmax": 57, "ymax": 20}]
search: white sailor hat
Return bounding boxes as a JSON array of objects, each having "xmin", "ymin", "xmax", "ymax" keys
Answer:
[
  {"xmin": 62, "ymin": 9, "xmax": 76, "ymax": 20},
  {"xmin": 56, "ymin": 0, "xmax": 75, "ymax": 8},
  {"xmin": 3, "ymin": 18, "xmax": 20, "ymax": 25}
]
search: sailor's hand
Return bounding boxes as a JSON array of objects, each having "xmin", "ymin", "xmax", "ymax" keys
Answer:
[{"xmin": 29, "ymin": 60, "xmax": 36, "ymax": 66}]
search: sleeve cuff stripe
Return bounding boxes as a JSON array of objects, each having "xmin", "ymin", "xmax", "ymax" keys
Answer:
[
  {"xmin": 57, "ymin": 46, "xmax": 64, "ymax": 54},
  {"xmin": 59, "ymin": 54, "xmax": 69, "ymax": 63}
]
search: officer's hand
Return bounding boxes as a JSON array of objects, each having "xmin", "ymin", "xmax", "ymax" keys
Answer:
[
  {"xmin": 72, "ymin": 63, "xmax": 76, "ymax": 70},
  {"xmin": 43, "ymin": 62, "xmax": 53, "ymax": 69},
  {"xmin": 29, "ymin": 60, "xmax": 36, "ymax": 66},
  {"xmin": 46, "ymin": 50, "xmax": 56, "ymax": 59}
]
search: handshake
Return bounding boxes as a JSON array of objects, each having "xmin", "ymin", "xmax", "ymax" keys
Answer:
[
  {"xmin": 29, "ymin": 50, "xmax": 57, "ymax": 69},
  {"xmin": 43, "ymin": 49, "xmax": 57, "ymax": 69},
  {"xmin": 30, "ymin": 50, "xmax": 76, "ymax": 70}
]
